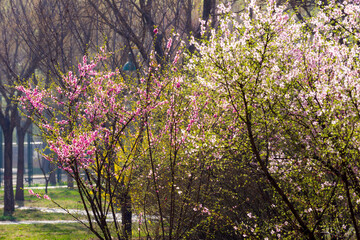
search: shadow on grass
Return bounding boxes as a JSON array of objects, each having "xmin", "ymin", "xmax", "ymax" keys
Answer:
[{"xmin": 0, "ymin": 215, "xmax": 16, "ymax": 221}]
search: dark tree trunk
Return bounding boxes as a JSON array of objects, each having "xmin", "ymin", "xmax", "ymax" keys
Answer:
[
  {"xmin": 15, "ymin": 130, "xmax": 25, "ymax": 201},
  {"xmin": 3, "ymin": 126, "xmax": 14, "ymax": 216},
  {"xmin": 42, "ymin": 141, "xmax": 57, "ymax": 185},
  {"xmin": 49, "ymin": 162, "xmax": 57, "ymax": 185},
  {"xmin": 189, "ymin": 0, "xmax": 217, "ymax": 53},
  {"xmin": 39, "ymin": 157, "xmax": 50, "ymax": 194},
  {"xmin": 15, "ymin": 119, "xmax": 32, "ymax": 201},
  {"xmin": 122, "ymin": 192, "xmax": 132, "ymax": 240},
  {"xmin": 67, "ymin": 172, "xmax": 74, "ymax": 188},
  {"xmin": 202, "ymin": 0, "xmax": 216, "ymax": 22}
]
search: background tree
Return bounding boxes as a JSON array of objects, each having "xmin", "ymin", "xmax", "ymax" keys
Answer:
[{"xmin": 0, "ymin": 0, "xmax": 40, "ymax": 212}]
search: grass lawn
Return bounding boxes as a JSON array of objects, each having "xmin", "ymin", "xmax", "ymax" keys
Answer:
[
  {"xmin": 0, "ymin": 187, "xmax": 84, "ymax": 210},
  {"xmin": 0, "ymin": 223, "xmax": 149, "ymax": 240},
  {"xmin": 0, "ymin": 208, "xmax": 81, "ymax": 221},
  {"xmin": 0, "ymin": 187, "xmax": 149, "ymax": 239},
  {"xmin": 0, "ymin": 223, "xmax": 96, "ymax": 240}
]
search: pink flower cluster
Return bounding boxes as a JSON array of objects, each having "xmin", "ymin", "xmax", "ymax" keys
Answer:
[
  {"xmin": 28, "ymin": 189, "xmax": 51, "ymax": 200},
  {"xmin": 16, "ymin": 86, "xmax": 46, "ymax": 113},
  {"xmin": 48, "ymin": 131, "xmax": 98, "ymax": 171}
]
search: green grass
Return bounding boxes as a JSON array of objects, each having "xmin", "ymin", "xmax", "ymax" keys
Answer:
[
  {"xmin": 0, "ymin": 187, "xmax": 151, "ymax": 239},
  {"xmin": 0, "ymin": 188, "xmax": 84, "ymax": 210},
  {"xmin": 26, "ymin": 188, "xmax": 84, "ymax": 210},
  {"xmin": 0, "ymin": 223, "xmax": 96, "ymax": 240},
  {"xmin": 0, "ymin": 223, "xmax": 151, "ymax": 240},
  {"xmin": 0, "ymin": 209, "xmax": 82, "ymax": 221}
]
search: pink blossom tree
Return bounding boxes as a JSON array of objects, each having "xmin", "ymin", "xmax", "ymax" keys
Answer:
[
  {"xmin": 16, "ymin": 48, "xmax": 179, "ymax": 239},
  {"xmin": 16, "ymin": 42, "xmax": 214, "ymax": 239}
]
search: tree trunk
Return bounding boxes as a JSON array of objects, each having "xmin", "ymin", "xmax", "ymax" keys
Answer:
[
  {"xmin": 42, "ymin": 141, "xmax": 57, "ymax": 185},
  {"xmin": 56, "ymin": 168, "xmax": 62, "ymax": 184},
  {"xmin": 189, "ymin": 0, "xmax": 217, "ymax": 53},
  {"xmin": 0, "ymin": 127, "xmax": 3, "ymax": 188},
  {"xmin": 202, "ymin": 0, "xmax": 216, "ymax": 22},
  {"xmin": 67, "ymin": 172, "xmax": 74, "ymax": 188},
  {"xmin": 3, "ymin": 126, "xmax": 14, "ymax": 216},
  {"xmin": 15, "ymin": 129, "xmax": 25, "ymax": 201},
  {"xmin": 122, "ymin": 191, "xmax": 132, "ymax": 240},
  {"xmin": 49, "ymin": 162, "xmax": 57, "ymax": 185}
]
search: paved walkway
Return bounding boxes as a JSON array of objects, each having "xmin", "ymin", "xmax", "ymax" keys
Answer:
[
  {"xmin": 23, "ymin": 185, "xmax": 70, "ymax": 189},
  {"xmin": 0, "ymin": 172, "xmax": 70, "ymax": 186}
]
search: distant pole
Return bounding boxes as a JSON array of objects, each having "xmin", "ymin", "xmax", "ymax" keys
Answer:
[
  {"xmin": 0, "ymin": 127, "xmax": 3, "ymax": 187},
  {"xmin": 27, "ymin": 124, "xmax": 33, "ymax": 186},
  {"xmin": 121, "ymin": 52, "xmax": 136, "ymax": 239}
]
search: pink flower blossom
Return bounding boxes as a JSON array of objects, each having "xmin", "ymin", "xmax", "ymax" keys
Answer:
[
  {"xmin": 44, "ymin": 195, "xmax": 51, "ymax": 200},
  {"xmin": 28, "ymin": 189, "xmax": 35, "ymax": 196},
  {"xmin": 166, "ymin": 38, "xmax": 172, "ymax": 49}
]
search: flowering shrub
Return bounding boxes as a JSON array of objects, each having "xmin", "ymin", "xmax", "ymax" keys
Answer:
[
  {"xmin": 17, "ymin": 49, "xmax": 178, "ymax": 239},
  {"xmin": 17, "ymin": 42, "xmax": 211, "ymax": 239},
  {"xmin": 185, "ymin": 0, "xmax": 360, "ymax": 239}
]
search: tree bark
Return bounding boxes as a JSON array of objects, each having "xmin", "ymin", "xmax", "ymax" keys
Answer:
[
  {"xmin": 15, "ymin": 129, "xmax": 25, "ymax": 201},
  {"xmin": 202, "ymin": 0, "xmax": 216, "ymax": 22},
  {"xmin": 189, "ymin": 0, "xmax": 217, "ymax": 53},
  {"xmin": 3, "ymin": 125, "xmax": 14, "ymax": 216},
  {"xmin": 67, "ymin": 172, "xmax": 74, "ymax": 188},
  {"xmin": 122, "ymin": 191, "xmax": 132, "ymax": 240},
  {"xmin": 49, "ymin": 162, "xmax": 57, "ymax": 185}
]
